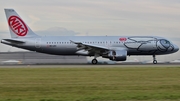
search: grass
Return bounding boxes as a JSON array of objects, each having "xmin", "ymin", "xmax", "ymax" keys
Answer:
[{"xmin": 0, "ymin": 66, "xmax": 180, "ymax": 101}]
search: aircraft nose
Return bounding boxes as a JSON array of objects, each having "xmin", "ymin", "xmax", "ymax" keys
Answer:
[{"xmin": 174, "ymin": 44, "xmax": 179, "ymax": 52}]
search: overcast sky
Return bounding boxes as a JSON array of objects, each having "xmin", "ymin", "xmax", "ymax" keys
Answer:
[{"xmin": 0, "ymin": 0, "xmax": 179, "ymax": 61}]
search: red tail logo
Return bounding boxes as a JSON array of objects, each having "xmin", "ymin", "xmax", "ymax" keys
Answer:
[{"xmin": 8, "ymin": 16, "xmax": 28, "ymax": 36}]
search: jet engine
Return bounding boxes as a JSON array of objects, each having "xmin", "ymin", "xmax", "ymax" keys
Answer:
[{"xmin": 102, "ymin": 50, "xmax": 127, "ymax": 61}]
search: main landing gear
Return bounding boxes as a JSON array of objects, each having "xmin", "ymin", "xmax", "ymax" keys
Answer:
[
  {"xmin": 91, "ymin": 53, "xmax": 99, "ymax": 64},
  {"xmin": 153, "ymin": 55, "xmax": 157, "ymax": 64},
  {"xmin": 92, "ymin": 58, "xmax": 98, "ymax": 64}
]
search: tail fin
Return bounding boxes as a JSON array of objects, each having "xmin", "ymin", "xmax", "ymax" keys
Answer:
[{"xmin": 4, "ymin": 9, "xmax": 39, "ymax": 38}]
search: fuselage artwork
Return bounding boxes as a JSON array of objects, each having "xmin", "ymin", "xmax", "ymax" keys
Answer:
[{"xmin": 1, "ymin": 9, "xmax": 179, "ymax": 64}]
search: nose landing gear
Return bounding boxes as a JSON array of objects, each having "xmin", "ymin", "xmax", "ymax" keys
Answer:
[{"xmin": 153, "ymin": 55, "xmax": 157, "ymax": 64}]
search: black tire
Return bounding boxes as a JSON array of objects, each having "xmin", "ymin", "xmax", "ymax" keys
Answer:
[
  {"xmin": 92, "ymin": 59, "xmax": 98, "ymax": 64},
  {"xmin": 153, "ymin": 60, "xmax": 157, "ymax": 64}
]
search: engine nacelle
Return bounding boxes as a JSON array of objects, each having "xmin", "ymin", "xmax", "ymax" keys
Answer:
[{"xmin": 103, "ymin": 50, "xmax": 127, "ymax": 61}]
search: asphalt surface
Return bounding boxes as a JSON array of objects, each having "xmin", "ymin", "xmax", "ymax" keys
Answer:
[{"xmin": 0, "ymin": 63, "xmax": 180, "ymax": 68}]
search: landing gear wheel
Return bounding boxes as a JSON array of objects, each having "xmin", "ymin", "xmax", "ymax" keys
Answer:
[
  {"xmin": 153, "ymin": 55, "xmax": 157, "ymax": 64},
  {"xmin": 92, "ymin": 59, "xmax": 98, "ymax": 64},
  {"xmin": 153, "ymin": 60, "xmax": 157, "ymax": 64}
]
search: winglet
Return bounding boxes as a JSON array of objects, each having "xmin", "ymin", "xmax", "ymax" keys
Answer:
[{"xmin": 70, "ymin": 40, "xmax": 82, "ymax": 44}]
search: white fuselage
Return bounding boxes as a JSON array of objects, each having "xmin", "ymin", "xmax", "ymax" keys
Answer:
[{"xmin": 2, "ymin": 36, "xmax": 178, "ymax": 56}]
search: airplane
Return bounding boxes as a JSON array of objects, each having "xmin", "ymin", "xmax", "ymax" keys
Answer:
[{"xmin": 1, "ymin": 9, "xmax": 179, "ymax": 64}]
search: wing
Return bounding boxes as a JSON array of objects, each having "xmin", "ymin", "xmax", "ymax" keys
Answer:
[{"xmin": 70, "ymin": 40, "xmax": 110, "ymax": 55}]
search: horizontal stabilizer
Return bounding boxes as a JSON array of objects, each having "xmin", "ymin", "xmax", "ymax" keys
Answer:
[{"xmin": 2, "ymin": 39, "xmax": 25, "ymax": 44}]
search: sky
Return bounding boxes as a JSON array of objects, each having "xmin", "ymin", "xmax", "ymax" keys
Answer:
[{"xmin": 0, "ymin": 0, "xmax": 180, "ymax": 61}]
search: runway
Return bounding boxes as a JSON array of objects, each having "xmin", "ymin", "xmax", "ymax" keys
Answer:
[{"xmin": 0, "ymin": 63, "xmax": 180, "ymax": 68}]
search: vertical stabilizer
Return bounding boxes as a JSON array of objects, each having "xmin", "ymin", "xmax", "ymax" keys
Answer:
[{"xmin": 4, "ymin": 9, "xmax": 39, "ymax": 38}]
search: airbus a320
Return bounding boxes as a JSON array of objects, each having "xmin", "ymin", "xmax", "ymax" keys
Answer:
[{"xmin": 1, "ymin": 9, "xmax": 179, "ymax": 64}]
